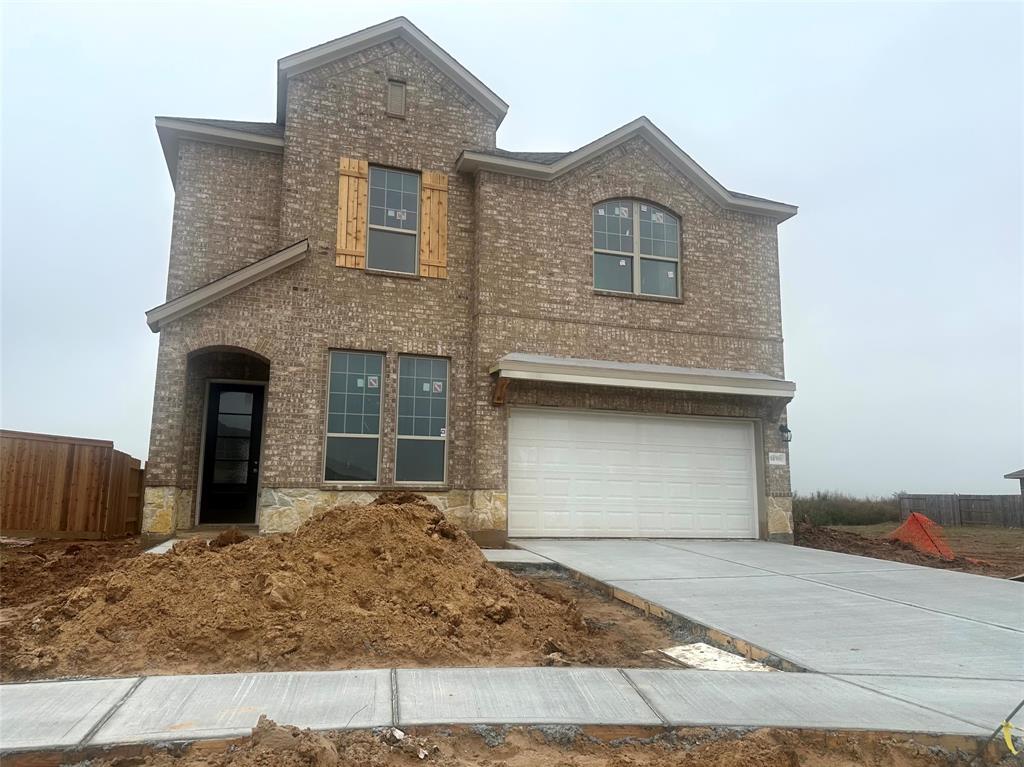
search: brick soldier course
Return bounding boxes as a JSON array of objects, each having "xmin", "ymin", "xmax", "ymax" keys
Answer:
[{"xmin": 144, "ymin": 17, "xmax": 798, "ymax": 543}]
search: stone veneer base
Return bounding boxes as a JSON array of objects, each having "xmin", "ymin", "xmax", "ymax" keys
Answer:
[{"xmin": 143, "ymin": 485, "xmax": 792, "ymax": 541}]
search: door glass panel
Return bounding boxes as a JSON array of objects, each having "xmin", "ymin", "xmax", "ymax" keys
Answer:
[
  {"xmin": 215, "ymin": 438, "xmax": 250, "ymax": 460},
  {"xmin": 213, "ymin": 460, "xmax": 248, "ymax": 484},
  {"xmin": 217, "ymin": 414, "xmax": 251, "ymax": 438},
  {"xmin": 219, "ymin": 392, "xmax": 253, "ymax": 414}
]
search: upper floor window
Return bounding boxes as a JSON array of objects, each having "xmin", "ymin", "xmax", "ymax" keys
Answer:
[
  {"xmin": 368, "ymin": 167, "xmax": 419, "ymax": 274},
  {"xmin": 593, "ymin": 200, "xmax": 680, "ymax": 298}
]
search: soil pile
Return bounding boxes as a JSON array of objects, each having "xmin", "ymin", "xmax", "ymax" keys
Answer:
[
  {"xmin": 795, "ymin": 522, "xmax": 999, "ymax": 575},
  {"xmin": 0, "ymin": 537, "xmax": 144, "ymax": 609},
  {"xmin": 87, "ymin": 719, "xmax": 994, "ymax": 767},
  {"xmin": 2, "ymin": 497, "xmax": 602, "ymax": 681}
]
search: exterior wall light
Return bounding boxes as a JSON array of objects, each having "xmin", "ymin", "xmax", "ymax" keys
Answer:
[{"xmin": 779, "ymin": 424, "xmax": 792, "ymax": 443}]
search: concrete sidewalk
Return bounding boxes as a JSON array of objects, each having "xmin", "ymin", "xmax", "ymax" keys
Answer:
[{"xmin": 1, "ymin": 667, "xmax": 1015, "ymax": 754}]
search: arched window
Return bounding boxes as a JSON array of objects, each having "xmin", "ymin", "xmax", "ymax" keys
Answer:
[{"xmin": 593, "ymin": 200, "xmax": 680, "ymax": 298}]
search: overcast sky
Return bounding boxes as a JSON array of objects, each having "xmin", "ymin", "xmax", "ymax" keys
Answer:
[{"xmin": 2, "ymin": 1, "xmax": 1021, "ymax": 496}]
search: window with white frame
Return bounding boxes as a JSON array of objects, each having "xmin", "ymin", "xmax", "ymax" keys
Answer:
[
  {"xmin": 324, "ymin": 351, "xmax": 383, "ymax": 482},
  {"xmin": 368, "ymin": 167, "xmax": 419, "ymax": 274},
  {"xmin": 593, "ymin": 200, "xmax": 680, "ymax": 297},
  {"xmin": 396, "ymin": 355, "xmax": 448, "ymax": 483}
]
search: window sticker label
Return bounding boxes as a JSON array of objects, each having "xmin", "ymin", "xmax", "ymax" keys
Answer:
[
  {"xmin": 357, "ymin": 378, "xmax": 365, "ymax": 388},
  {"xmin": 667, "ymin": 271, "xmax": 674, "ymax": 278},
  {"xmin": 619, "ymin": 259, "xmax": 627, "ymax": 266},
  {"xmin": 367, "ymin": 376, "xmax": 379, "ymax": 389},
  {"xmin": 432, "ymin": 381, "xmax": 443, "ymax": 393},
  {"xmin": 652, "ymin": 211, "xmax": 665, "ymax": 223},
  {"xmin": 396, "ymin": 210, "xmax": 407, "ymax": 221},
  {"xmin": 615, "ymin": 206, "xmax": 629, "ymax": 217},
  {"xmin": 387, "ymin": 209, "xmax": 396, "ymax": 217},
  {"xmin": 439, "ymin": 428, "xmax": 447, "ymax": 437},
  {"xmin": 422, "ymin": 382, "xmax": 430, "ymax": 392},
  {"xmin": 640, "ymin": 204, "xmax": 648, "ymax": 211},
  {"xmin": 597, "ymin": 207, "xmax": 605, "ymax": 215}
]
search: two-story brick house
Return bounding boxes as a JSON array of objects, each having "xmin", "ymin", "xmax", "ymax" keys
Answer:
[{"xmin": 143, "ymin": 17, "xmax": 798, "ymax": 544}]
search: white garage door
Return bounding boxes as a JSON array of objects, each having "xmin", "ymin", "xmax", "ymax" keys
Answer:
[{"xmin": 508, "ymin": 409, "xmax": 758, "ymax": 538}]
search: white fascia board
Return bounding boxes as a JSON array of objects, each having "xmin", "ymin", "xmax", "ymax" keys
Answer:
[
  {"xmin": 275, "ymin": 17, "xmax": 508, "ymax": 125},
  {"xmin": 155, "ymin": 118, "xmax": 285, "ymax": 188},
  {"xmin": 146, "ymin": 240, "xmax": 309, "ymax": 332},
  {"xmin": 457, "ymin": 117, "xmax": 798, "ymax": 222},
  {"xmin": 490, "ymin": 360, "xmax": 796, "ymax": 399}
]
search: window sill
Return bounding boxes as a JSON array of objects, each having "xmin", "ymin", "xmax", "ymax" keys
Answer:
[
  {"xmin": 593, "ymin": 289, "xmax": 683, "ymax": 305},
  {"xmin": 319, "ymin": 483, "xmax": 450, "ymax": 493},
  {"xmin": 364, "ymin": 268, "xmax": 421, "ymax": 281}
]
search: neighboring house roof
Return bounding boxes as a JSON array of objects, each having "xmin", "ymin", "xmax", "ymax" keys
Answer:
[
  {"xmin": 490, "ymin": 353, "xmax": 797, "ymax": 399},
  {"xmin": 1005, "ymin": 469, "xmax": 1024, "ymax": 480},
  {"xmin": 276, "ymin": 17, "xmax": 508, "ymax": 126},
  {"xmin": 155, "ymin": 117, "xmax": 285, "ymax": 189},
  {"xmin": 459, "ymin": 117, "xmax": 798, "ymax": 222},
  {"xmin": 146, "ymin": 240, "xmax": 309, "ymax": 332}
]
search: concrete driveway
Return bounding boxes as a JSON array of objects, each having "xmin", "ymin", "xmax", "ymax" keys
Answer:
[{"xmin": 510, "ymin": 539, "xmax": 1024, "ymax": 724}]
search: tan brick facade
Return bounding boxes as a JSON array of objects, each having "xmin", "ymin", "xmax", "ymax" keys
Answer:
[{"xmin": 144, "ymin": 26, "xmax": 795, "ymax": 542}]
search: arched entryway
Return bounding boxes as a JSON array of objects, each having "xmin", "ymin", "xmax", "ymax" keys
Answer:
[{"xmin": 186, "ymin": 346, "xmax": 270, "ymax": 525}]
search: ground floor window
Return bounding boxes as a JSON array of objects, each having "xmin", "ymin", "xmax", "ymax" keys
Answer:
[
  {"xmin": 396, "ymin": 355, "xmax": 448, "ymax": 483},
  {"xmin": 324, "ymin": 351, "xmax": 383, "ymax": 482}
]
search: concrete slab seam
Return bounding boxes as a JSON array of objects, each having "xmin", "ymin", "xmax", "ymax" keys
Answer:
[
  {"xmin": 390, "ymin": 668, "xmax": 399, "ymax": 728},
  {"xmin": 824, "ymin": 673, "xmax": 1018, "ymax": 734},
  {"xmin": 649, "ymin": 541, "xmax": 1021, "ymax": 633},
  {"xmin": 792, "ymin": 574, "xmax": 1023, "ymax": 633},
  {"xmin": 77, "ymin": 676, "xmax": 145, "ymax": 748},
  {"xmin": 615, "ymin": 668, "xmax": 669, "ymax": 725}
]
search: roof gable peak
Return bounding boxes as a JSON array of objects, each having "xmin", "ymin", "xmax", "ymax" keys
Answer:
[{"xmin": 276, "ymin": 17, "xmax": 508, "ymax": 126}]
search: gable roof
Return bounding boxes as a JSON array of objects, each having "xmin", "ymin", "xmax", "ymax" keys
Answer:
[
  {"xmin": 276, "ymin": 17, "xmax": 508, "ymax": 126},
  {"xmin": 155, "ymin": 117, "xmax": 285, "ymax": 189},
  {"xmin": 146, "ymin": 240, "xmax": 309, "ymax": 332},
  {"xmin": 1005, "ymin": 469, "xmax": 1024, "ymax": 480},
  {"xmin": 457, "ymin": 116, "xmax": 798, "ymax": 222}
]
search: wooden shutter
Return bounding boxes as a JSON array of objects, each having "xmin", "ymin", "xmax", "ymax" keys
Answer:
[
  {"xmin": 336, "ymin": 158, "xmax": 368, "ymax": 268},
  {"xmin": 419, "ymin": 170, "xmax": 449, "ymax": 279}
]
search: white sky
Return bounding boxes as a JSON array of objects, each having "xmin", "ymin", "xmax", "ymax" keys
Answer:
[{"xmin": 1, "ymin": 1, "xmax": 1021, "ymax": 496}]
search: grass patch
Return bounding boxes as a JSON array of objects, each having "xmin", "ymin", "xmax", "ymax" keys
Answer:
[{"xmin": 793, "ymin": 491, "xmax": 900, "ymax": 526}]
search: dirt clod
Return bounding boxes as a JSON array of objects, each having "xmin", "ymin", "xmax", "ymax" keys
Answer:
[{"xmin": 1, "ymin": 500, "xmax": 625, "ymax": 681}]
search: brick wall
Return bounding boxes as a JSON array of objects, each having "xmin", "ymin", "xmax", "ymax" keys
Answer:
[{"xmin": 167, "ymin": 141, "xmax": 283, "ymax": 298}]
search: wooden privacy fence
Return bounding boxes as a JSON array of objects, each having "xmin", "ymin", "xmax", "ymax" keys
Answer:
[
  {"xmin": 0, "ymin": 430, "xmax": 144, "ymax": 538},
  {"xmin": 898, "ymin": 493, "xmax": 1023, "ymax": 528}
]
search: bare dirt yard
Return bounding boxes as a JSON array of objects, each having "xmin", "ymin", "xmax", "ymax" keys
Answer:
[
  {"xmin": 84, "ymin": 717, "xmax": 1006, "ymax": 767},
  {"xmin": 0, "ymin": 537, "xmax": 145, "ymax": 609},
  {"xmin": 1, "ymin": 495, "xmax": 677, "ymax": 682},
  {"xmin": 796, "ymin": 521, "xmax": 1024, "ymax": 578}
]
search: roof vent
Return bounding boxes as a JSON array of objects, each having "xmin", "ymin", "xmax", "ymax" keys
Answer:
[{"xmin": 386, "ymin": 79, "xmax": 407, "ymax": 117}]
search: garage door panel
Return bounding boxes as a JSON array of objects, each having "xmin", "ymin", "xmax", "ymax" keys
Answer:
[{"xmin": 508, "ymin": 409, "xmax": 758, "ymax": 538}]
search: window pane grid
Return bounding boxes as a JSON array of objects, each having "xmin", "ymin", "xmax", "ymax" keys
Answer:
[
  {"xmin": 396, "ymin": 355, "xmax": 448, "ymax": 483},
  {"xmin": 593, "ymin": 200, "xmax": 680, "ymax": 297},
  {"xmin": 326, "ymin": 351, "xmax": 383, "ymax": 437}
]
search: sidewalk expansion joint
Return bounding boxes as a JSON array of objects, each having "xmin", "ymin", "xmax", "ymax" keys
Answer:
[
  {"xmin": 78, "ymin": 675, "xmax": 145, "ymax": 748},
  {"xmin": 616, "ymin": 668, "xmax": 669, "ymax": 726},
  {"xmin": 390, "ymin": 668, "xmax": 400, "ymax": 727}
]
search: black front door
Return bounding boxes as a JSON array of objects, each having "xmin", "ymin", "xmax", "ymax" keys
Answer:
[{"xmin": 199, "ymin": 383, "xmax": 264, "ymax": 524}]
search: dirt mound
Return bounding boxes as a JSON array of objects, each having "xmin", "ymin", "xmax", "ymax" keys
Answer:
[
  {"xmin": 88, "ymin": 720, "xmax": 992, "ymax": 767},
  {"xmin": 0, "ymin": 537, "xmax": 143, "ymax": 609},
  {"xmin": 1, "ymin": 500, "xmax": 602, "ymax": 681},
  {"xmin": 795, "ymin": 522, "xmax": 998, "ymax": 575}
]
